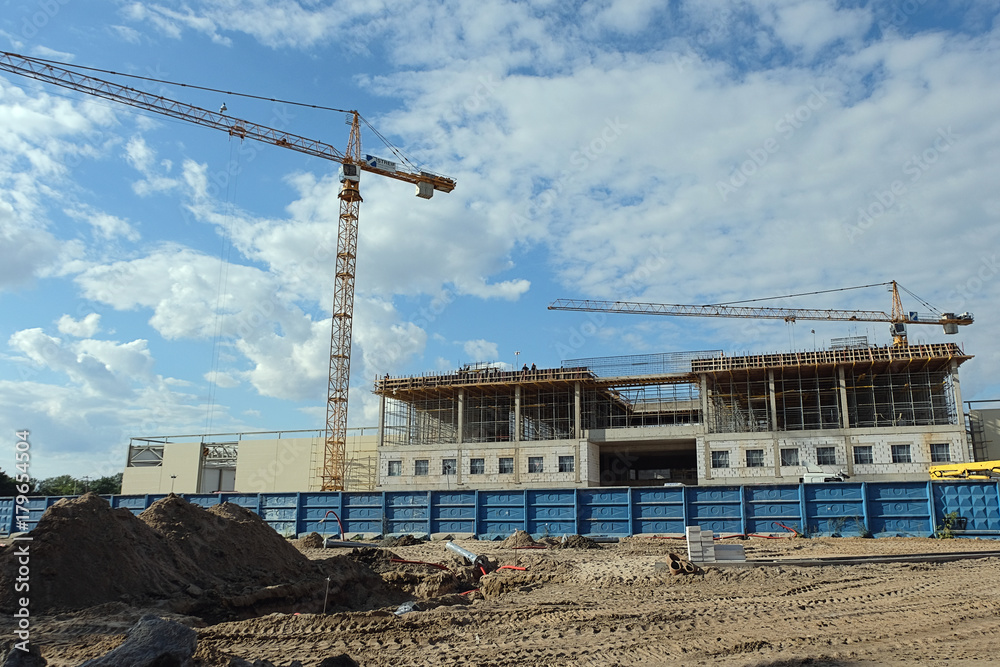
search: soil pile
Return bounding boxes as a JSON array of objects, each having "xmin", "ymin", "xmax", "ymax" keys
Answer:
[
  {"xmin": 140, "ymin": 496, "xmax": 312, "ymax": 587},
  {"xmin": 348, "ymin": 547, "xmax": 400, "ymax": 574},
  {"xmin": 379, "ymin": 534, "xmax": 423, "ymax": 547},
  {"xmin": 499, "ymin": 530, "xmax": 538, "ymax": 548},
  {"xmin": 0, "ymin": 494, "xmax": 405, "ymax": 620},
  {"xmin": 553, "ymin": 535, "xmax": 603, "ymax": 549},
  {"xmin": 293, "ymin": 532, "xmax": 325, "ymax": 549},
  {"xmin": 0, "ymin": 493, "xmax": 194, "ymax": 613}
]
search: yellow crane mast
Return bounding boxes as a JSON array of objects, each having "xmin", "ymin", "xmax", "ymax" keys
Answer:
[
  {"xmin": 549, "ymin": 281, "xmax": 972, "ymax": 346},
  {"xmin": 0, "ymin": 51, "xmax": 456, "ymax": 490}
]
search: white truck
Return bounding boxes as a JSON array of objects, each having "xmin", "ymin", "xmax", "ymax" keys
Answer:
[{"xmin": 800, "ymin": 464, "xmax": 850, "ymax": 483}]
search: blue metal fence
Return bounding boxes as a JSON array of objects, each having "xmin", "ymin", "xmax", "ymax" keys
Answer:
[{"xmin": 3, "ymin": 482, "xmax": 1000, "ymax": 539}]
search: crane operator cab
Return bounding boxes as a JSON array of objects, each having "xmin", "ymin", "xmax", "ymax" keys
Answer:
[{"xmin": 339, "ymin": 163, "xmax": 360, "ymax": 183}]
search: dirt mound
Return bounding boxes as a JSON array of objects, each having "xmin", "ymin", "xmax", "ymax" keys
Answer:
[
  {"xmin": 553, "ymin": 535, "xmax": 603, "ymax": 549},
  {"xmin": 294, "ymin": 532, "xmax": 325, "ymax": 549},
  {"xmin": 499, "ymin": 530, "xmax": 538, "ymax": 548},
  {"xmin": 0, "ymin": 494, "xmax": 403, "ymax": 620},
  {"xmin": 140, "ymin": 496, "xmax": 314, "ymax": 588},
  {"xmin": 348, "ymin": 547, "xmax": 400, "ymax": 573},
  {"xmin": 379, "ymin": 534, "xmax": 423, "ymax": 547},
  {"xmin": 0, "ymin": 493, "xmax": 193, "ymax": 613}
]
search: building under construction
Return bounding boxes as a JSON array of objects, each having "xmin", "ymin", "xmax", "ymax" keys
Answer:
[{"xmin": 374, "ymin": 342, "xmax": 972, "ymax": 489}]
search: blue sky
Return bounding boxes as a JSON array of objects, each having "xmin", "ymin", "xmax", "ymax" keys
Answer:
[{"xmin": 1, "ymin": 0, "xmax": 998, "ymax": 479}]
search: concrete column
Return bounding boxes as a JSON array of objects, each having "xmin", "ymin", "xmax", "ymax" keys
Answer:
[
  {"xmin": 838, "ymin": 366, "xmax": 851, "ymax": 430},
  {"xmin": 699, "ymin": 374, "xmax": 710, "ymax": 432},
  {"xmin": 456, "ymin": 389, "xmax": 464, "ymax": 485},
  {"xmin": 768, "ymin": 370, "xmax": 778, "ymax": 431},
  {"xmin": 702, "ymin": 437, "xmax": 712, "ymax": 481},
  {"xmin": 576, "ymin": 440, "xmax": 583, "ymax": 485},
  {"xmin": 700, "ymin": 374, "xmax": 712, "ymax": 481},
  {"xmin": 574, "ymin": 381, "xmax": 582, "ymax": 439},
  {"xmin": 514, "ymin": 386, "xmax": 521, "ymax": 484},
  {"xmin": 457, "ymin": 389, "xmax": 464, "ymax": 445},
  {"xmin": 377, "ymin": 393, "xmax": 386, "ymax": 448},
  {"xmin": 768, "ymin": 371, "xmax": 781, "ymax": 479},
  {"xmin": 845, "ymin": 436, "xmax": 854, "ymax": 477},
  {"xmin": 773, "ymin": 438, "xmax": 781, "ymax": 479},
  {"xmin": 951, "ymin": 360, "xmax": 969, "ymax": 461}
]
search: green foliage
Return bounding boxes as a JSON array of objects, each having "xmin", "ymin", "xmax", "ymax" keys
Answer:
[
  {"xmin": 0, "ymin": 468, "xmax": 18, "ymax": 496},
  {"xmin": 935, "ymin": 511, "xmax": 962, "ymax": 539},
  {"xmin": 32, "ymin": 472, "xmax": 122, "ymax": 497},
  {"xmin": 90, "ymin": 473, "xmax": 123, "ymax": 495},
  {"xmin": 36, "ymin": 474, "xmax": 79, "ymax": 496}
]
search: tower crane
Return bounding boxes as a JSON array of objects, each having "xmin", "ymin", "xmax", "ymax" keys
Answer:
[
  {"xmin": 549, "ymin": 281, "xmax": 973, "ymax": 346},
  {"xmin": 0, "ymin": 51, "xmax": 456, "ymax": 491}
]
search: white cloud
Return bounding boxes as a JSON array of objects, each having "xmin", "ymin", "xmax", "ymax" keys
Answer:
[
  {"xmin": 754, "ymin": 0, "xmax": 873, "ymax": 60},
  {"xmin": 110, "ymin": 24, "xmax": 143, "ymax": 44},
  {"xmin": 8, "ymin": 328, "xmax": 154, "ymax": 399},
  {"xmin": 463, "ymin": 338, "xmax": 498, "ymax": 362},
  {"xmin": 204, "ymin": 369, "xmax": 240, "ymax": 388},
  {"xmin": 123, "ymin": 135, "xmax": 181, "ymax": 196},
  {"xmin": 72, "ymin": 245, "xmax": 334, "ymax": 401},
  {"xmin": 64, "ymin": 206, "xmax": 140, "ymax": 242},
  {"xmin": 57, "ymin": 313, "xmax": 101, "ymax": 338},
  {"xmin": 29, "ymin": 46, "xmax": 75, "ymax": 62}
]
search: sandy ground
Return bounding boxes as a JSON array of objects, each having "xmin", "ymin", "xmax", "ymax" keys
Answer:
[{"xmin": 10, "ymin": 535, "xmax": 1000, "ymax": 666}]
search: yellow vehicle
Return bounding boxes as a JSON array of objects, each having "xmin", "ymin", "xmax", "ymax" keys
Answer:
[{"xmin": 929, "ymin": 460, "xmax": 1000, "ymax": 480}]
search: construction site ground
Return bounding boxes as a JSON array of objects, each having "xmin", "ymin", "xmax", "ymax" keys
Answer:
[{"xmin": 3, "ymin": 496, "xmax": 1000, "ymax": 666}]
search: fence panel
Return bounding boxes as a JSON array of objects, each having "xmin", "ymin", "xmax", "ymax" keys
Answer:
[
  {"xmin": 526, "ymin": 489, "xmax": 577, "ymax": 537},
  {"xmin": 687, "ymin": 486, "xmax": 743, "ymax": 535},
  {"xmin": 866, "ymin": 482, "xmax": 932, "ymax": 537},
  {"xmin": 0, "ymin": 497, "xmax": 13, "ymax": 534},
  {"xmin": 932, "ymin": 482, "xmax": 1000, "ymax": 537},
  {"xmin": 431, "ymin": 491, "xmax": 477, "ymax": 535},
  {"xmin": 298, "ymin": 492, "xmax": 341, "ymax": 535},
  {"xmin": 3, "ymin": 481, "xmax": 999, "ymax": 540},
  {"xmin": 259, "ymin": 493, "xmax": 299, "ymax": 537},
  {"xmin": 477, "ymin": 490, "xmax": 526, "ymax": 539},
  {"xmin": 631, "ymin": 487, "xmax": 685, "ymax": 534},
  {"xmin": 577, "ymin": 488, "xmax": 630, "ymax": 536},
  {"xmin": 803, "ymin": 483, "xmax": 866, "ymax": 536},
  {"xmin": 745, "ymin": 485, "xmax": 802, "ymax": 535},
  {"xmin": 385, "ymin": 491, "xmax": 430, "ymax": 535}
]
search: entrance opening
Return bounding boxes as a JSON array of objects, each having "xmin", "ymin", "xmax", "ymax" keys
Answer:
[{"xmin": 599, "ymin": 442, "xmax": 697, "ymax": 486}]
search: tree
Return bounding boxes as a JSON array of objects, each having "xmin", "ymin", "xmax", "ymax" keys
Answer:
[
  {"xmin": 90, "ymin": 472, "xmax": 123, "ymax": 495},
  {"xmin": 35, "ymin": 474, "xmax": 79, "ymax": 496},
  {"xmin": 0, "ymin": 468, "xmax": 17, "ymax": 496}
]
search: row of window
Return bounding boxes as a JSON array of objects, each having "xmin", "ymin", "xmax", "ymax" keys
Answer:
[
  {"xmin": 711, "ymin": 443, "xmax": 951, "ymax": 469},
  {"xmin": 387, "ymin": 455, "xmax": 576, "ymax": 477}
]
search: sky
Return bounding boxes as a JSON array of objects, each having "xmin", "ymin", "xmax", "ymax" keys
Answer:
[{"xmin": 1, "ymin": 0, "xmax": 999, "ymax": 480}]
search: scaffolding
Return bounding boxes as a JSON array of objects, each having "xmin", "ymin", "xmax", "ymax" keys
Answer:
[
  {"xmin": 583, "ymin": 382, "xmax": 700, "ymax": 429},
  {"xmin": 377, "ymin": 344, "xmax": 969, "ymax": 443},
  {"xmin": 566, "ymin": 350, "xmax": 722, "ymax": 376},
  {"xmin": 846, "ymin": 367, "xmax": 955, "ymax": 428}
]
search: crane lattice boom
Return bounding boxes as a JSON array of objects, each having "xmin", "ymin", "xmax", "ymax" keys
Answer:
[
  {"xmin": 0, "ymin": 51, "xmax": 456, "ymax": 491},
  {"xmin": 549, "ymin": 282, "xmax": 973, "ymax": 345}
]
